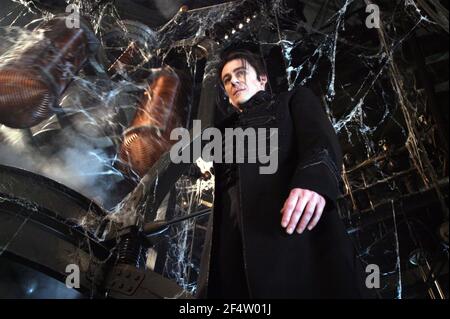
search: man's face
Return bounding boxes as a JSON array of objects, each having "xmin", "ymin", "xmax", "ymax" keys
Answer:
[{"xmin": 221, "ymin": 58, "xmax": 267, "ymax": 110}]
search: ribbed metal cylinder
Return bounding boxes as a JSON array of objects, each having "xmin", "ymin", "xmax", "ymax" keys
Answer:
[{"xmin": 0, "ymin": 16, "xmax": 95, "ymax": 128}]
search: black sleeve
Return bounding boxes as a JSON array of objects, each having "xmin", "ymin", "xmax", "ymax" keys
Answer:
[{"xmin": 288, "ymin": 87, "xmax": 343, "ymax": 209}]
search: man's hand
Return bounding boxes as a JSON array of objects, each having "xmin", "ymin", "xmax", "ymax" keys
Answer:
[{"xmin": 281, "ymin": 188, "xmax": 326, "ymax": 235}]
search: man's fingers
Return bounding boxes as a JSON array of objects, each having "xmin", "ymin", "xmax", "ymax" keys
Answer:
[
  {"xmin": 281, "ymin": 189, "xmax": 299, "ymax": 213},
  {"xmin": 282, "ymin": 189, "xmax": 327, "ymax": 235},
  {"xmin": 307, "ymin": 197, "xmax": 326, "ymax": 231},
  {"xmin": 296, "ymin": 197, "xmax": 318, "ymax": 234},
  {"xmin": 281, "ymin": 190, "xmax": 300, "ymax": 227},
  {"xmin": 285, "ymin": 194, "xmax": 309, "ymax": 234}
]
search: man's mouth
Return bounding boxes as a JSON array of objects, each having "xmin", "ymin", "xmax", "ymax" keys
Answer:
[{"xmin": 233, "ymin": 89, "xmax": 245, "ymax": 96}]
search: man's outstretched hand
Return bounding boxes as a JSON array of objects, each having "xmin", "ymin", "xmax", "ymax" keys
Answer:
[{"xmin": 281, "ymin": 188, "xmax": 326, "ymax": 235}]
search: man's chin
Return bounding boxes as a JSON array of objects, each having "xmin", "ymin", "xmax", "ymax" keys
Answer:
[{"xmin": 236, "ymin": 96, "xmax": 251, "ymax": 105}]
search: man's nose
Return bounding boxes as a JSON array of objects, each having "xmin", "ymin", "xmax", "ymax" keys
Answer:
[{"xmin": 231, "ymin": 77, "xmax": 240, "ymax": 86}]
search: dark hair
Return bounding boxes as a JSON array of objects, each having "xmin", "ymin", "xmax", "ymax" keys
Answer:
[{"xmin": 217, "ymin": 49, "xmax": 267, "ymax": 88}]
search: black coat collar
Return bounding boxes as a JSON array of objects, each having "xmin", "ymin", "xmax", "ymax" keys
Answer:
[
  {"xmin": 217, "ymin": 90, "xmax": 274, "ymax": 128},
  {"xmin": 239, "ymin": 90, "xmax": 273, "ymax": 114}
]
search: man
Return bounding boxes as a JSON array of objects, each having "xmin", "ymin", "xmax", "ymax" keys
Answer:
[{"xmin": 197, "ymin": 49, "xmax": 370, "ymax": 299}]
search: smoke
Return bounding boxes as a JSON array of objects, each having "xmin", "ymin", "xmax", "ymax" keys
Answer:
[{"xmin": 0, "ymin": 125, "xmax": 121, "ymax": 207}]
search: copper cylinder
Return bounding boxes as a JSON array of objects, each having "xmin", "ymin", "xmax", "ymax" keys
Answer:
[
  {"xmin": 119, "ymin": 68, "xmax": 184, "ymax": 178},
  {"xmin": 0, "ymin": 16, "xmax": 96, "ymax": 128}
]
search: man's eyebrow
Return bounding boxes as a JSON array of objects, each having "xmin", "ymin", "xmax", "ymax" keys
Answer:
[
  {"xmin": 222, "ymin": 67, "xmax": 247, "ymax": 81},
  {"xmin": 233, "ymin": 66, "xmax": 246, "ymax": 73},
  {"xmin": 233, "ymin": 66, "xmax": 246, "ymax": 72}
]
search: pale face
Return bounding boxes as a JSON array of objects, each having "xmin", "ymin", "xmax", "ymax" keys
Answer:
[{"xmin": 221, "ymin": 59, "xmax": 267, "ymax": 110}]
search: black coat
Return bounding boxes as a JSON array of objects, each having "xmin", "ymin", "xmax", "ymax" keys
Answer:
[{"xmin": 197, "ymin": 87, "xmax": 369, "ymax": 299}]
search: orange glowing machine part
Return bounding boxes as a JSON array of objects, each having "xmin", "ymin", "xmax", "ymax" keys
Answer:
[
  {"xmin": 0, "ymin": 16, "xmax": 98, "ymax": 129},
  {"xmin": 119, "ymin": 68, "xmax": 186, "ymax": 179}
]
